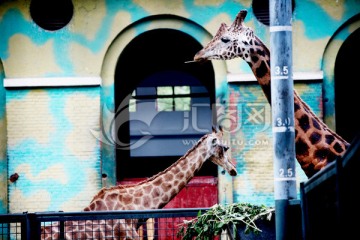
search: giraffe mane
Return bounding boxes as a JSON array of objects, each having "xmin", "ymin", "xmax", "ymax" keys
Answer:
[{"xmin": 88, "ymin": 133, "xmax": 211, "ymax": 204}]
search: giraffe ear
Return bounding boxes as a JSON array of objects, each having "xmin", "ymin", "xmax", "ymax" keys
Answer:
[
  {"xmin": 212, "ymin": 126, "xmax": 217, "ymax": 133},
  {"xmin": 218, "ymin": 125, "xmax": 223, "ymax": 133},
  {"xmin": 214, "ymin": 23, "xmax": 228, "ymax": 38},
  {"xmin": 230, "ymin": 9, "xmax": 247, "ymax": 29}
]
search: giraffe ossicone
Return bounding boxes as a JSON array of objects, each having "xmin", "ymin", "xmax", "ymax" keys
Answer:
[
  {"xmin": 41, "ymin": 127, "xmax": 237, "ymax": 239},
  {"xmin": 194, "ymin": 9, "xmax": 349, "ymax": 178}
]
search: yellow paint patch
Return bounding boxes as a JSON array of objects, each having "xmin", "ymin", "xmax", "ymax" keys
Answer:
[
  {"xmin": 242, "ymin": 132, "xmax": 273, "ymax": 193},
  {"xmin": 0, "ymin": 118, "xmax": 6, "ymax": 159},
  {"xmin": 15, "ymin": 163, "xmax": 68, "ymax": 184},
  {"xmin": 293, "ymin": 21, "xmax": 328, "ymax": 71},
  {"xmin": 315, "ymin": 0, "xmax": 345, "ymax": 20},
  {"xmin": 134, "ymin": 0, "xmax": 189, "ymax": 17},
  {"xmin": 0, "ymin": 168, "xmax": 7, "ymax": 209},
  {"xmin": 7, "ymin": 90, "xmax": 55, "ymax": 146},
  {"xmin": 70, "ymin": 42, "xmax": 103, "ymax": 75},
  {"xmin": 5, "ymin": 35, "xmax": 61, "ymax": 77},
  {"xmin": 71, "ymin": 0, "xmax": 106, "ymax": 40},
  {"xmin": 60, "ymin": 168, "xmax": 99, "ymax": 211},
  {"xmin": 194, "ymin": 0, "xmax": 224, "ymax": 6},
  {"xmin": 9, "ymin": 189, "xmax": 51, "ymax": 213},
  {"xmin": 110, "ymin": 11, "xmax": 133, "ymax": 39},
  {"xmin": 0, "ymin": 1, "xmax": 31, "ymax": 22},
  {"xmin": 64, "ymin": 93, "xmax": 100, "ymax": 159}
]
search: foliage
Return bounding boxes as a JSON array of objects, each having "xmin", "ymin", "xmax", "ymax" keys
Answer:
[{"xmin": 177, "ymin": 203, "xmax": 275, "ymax": 240}]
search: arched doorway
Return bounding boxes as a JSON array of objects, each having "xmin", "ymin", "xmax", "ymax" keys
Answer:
[
  {"xmin": 335, "ymin": 28, "xmax": 360, "ymax": 143},
  {"xmin": 114, "ymin": 28, "xmax": 218, "ymax": 207}
]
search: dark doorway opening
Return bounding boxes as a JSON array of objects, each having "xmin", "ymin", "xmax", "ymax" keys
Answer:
[
  {"xmin": 335, "ymin": 28, "xmax": 360, "ymax": 143},
  {"xmin": 115, "ymin": 29, "xmax": 216, "ymax": 181}
]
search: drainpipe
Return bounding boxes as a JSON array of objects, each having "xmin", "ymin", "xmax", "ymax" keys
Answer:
[{"xmin": 269, "ymin": 0, "xmax": 298, "ymax": 239}]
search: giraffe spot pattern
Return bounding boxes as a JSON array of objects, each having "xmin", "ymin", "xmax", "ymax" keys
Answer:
[
  {"xmin": 333, "ymin": 142, "xmax": 344, "ymax": 154},
  {"xmin": 134, "ymin": 189, "xmax": 143, "ymax": 197},
  {"xmin": 325, "ymin": 134, "xmax": 335, "ymax": 144},
  {"xmin": 151, "ymin": 187, "xmax": 161, "ymax": 198},
  {"xmin": 153, "ymin": 178, "xmax": 162, "ymax": 186},
  {"xmin": 143, "ymin": 196, "xmax": 151, "ymax": 208},
  {"xmin": 310, "ymin": 132, "xmax": 322, "ymax": 144},
  {"xmin": 296, "ymin": 139, "xmax": 309, "ymax": 157},
  {"xmin": 161, "ymin": 182, "xmax": 172, "ymax": 192},
  {"xmin": 312, "ymin": 118, "xmax": 322, "ymax": 130},
  {"xmin": 294, "ymin": 102, "xmax": 300, "ymax": 112},
  {"xmin": 164, "ymin": 174, "xmax": 173, "ymax": 181},
  {"xmin": 255, "ymin": 61, "xmax": 268, "ymax": 79},
  {"xmin": 144, "ymin": 184, "xmax": 153, "ymax": 194},
  {"xmin": 251, "ymin": 56, "xmax": 259, "ymax": 63},
  {"xmin": 313, "ymin": 148, "xmax": 329, "ymax": 161},
  {"xmin": 176, "ymin": 172, "xmax": 185, "ymax": 179},
  {"xmin": 299, "ymin": 114, "xmax": 310, "ymax": 133},
  {"xmin": 256, "ymin": 49, "xmax": 266, "ymax": 57},
  {"xmin": 121, "ymin": 194, "xmax": 133, "ymax": 204}
]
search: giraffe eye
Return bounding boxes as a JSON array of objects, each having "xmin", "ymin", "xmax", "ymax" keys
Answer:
[{"xmin": 221, "ymin": 37, "xmax": 230, "ymax": 43}]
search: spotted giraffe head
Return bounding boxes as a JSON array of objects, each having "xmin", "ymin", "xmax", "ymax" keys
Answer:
[
  {"xmin": 206, "ymin": 126, "xmax": 237, "ymax": 176},
  {"xmin": 194, "ymin": 9, "xmax": 255, "ymax": 62}
]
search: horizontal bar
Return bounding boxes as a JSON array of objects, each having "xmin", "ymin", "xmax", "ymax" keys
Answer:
[
  {"xmin": 227, "ymin": 71, "xmax": 323, "ymax": 82},
  {"xmin": 4, "ymin": 77, "xmax": 101, "ymax": 88}
]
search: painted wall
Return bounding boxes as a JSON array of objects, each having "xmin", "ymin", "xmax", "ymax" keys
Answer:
[{"xmin": 0, "ymin": 0, "xmax": 359, "ymax": 212}]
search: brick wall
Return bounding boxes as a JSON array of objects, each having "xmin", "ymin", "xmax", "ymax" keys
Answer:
[
  {"xmin": 228, "ymin": 81, "xmax": 322, "ymax": 206},
  {"xmin": 6, "ymin": 87, "xmax": 101, "ymax": 213}
]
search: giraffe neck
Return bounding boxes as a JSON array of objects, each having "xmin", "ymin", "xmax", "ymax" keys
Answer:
[
  {"xmin": 84, "ymin": 135, "xmax": 210, "ymax": 211},
  {"xmin": 244, "ymin": 37, "xmax": 350, "ymax": 178}
]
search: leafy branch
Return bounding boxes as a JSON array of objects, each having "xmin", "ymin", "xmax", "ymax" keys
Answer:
[{"xmin": 177, "ymin": 203, "xmax": 275, "ymax": 240}]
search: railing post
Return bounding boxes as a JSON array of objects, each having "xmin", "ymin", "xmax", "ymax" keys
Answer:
[{"xmin": 26, "ymin": 213, "xmax": 41, "ymax": 240}]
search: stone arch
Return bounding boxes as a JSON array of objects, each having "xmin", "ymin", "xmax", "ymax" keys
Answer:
[
  {"xmin": 100, "ymin": 15, "xmax": 228, "ymax": 186},
  {"xmin": 0, "ymin": 59, "xmax": 7, "ymax": 213},
  {"xmin": 322, "ymin": 13, "xmax": 360, "ymax": 133}
]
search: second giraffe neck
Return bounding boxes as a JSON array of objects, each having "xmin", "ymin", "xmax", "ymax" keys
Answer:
[
  {"xmin": 245, "ymin": 38, "xmax": 349, "ymax": 177},
  {"xmin": 84, "ymin": 135, "xmax": 210, "ymax": 211}
]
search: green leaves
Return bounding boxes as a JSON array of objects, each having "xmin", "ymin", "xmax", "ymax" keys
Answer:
[{"xmin": 177, "ymin": 203, "xmax": 275, "ymax": 240}]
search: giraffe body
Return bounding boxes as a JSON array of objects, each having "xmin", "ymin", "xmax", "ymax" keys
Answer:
[
  {"xmin": 194, "ymin": 10, "xmax": 349, "ymax": 178},
  {"xmin": 41, "ymin": 128, "xmax": 237, "ymax": 239}
]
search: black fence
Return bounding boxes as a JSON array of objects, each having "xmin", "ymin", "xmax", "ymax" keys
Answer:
[
  {"xmin": 0, "ymin": 208, "xmax": 210, "ymax": 240},
  {"xmin": 300, "ymin": 133, "xmax": 360, "ymax": 240}
]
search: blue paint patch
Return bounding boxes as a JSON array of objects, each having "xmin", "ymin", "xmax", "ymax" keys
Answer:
[{"xmin": 7, "ymin": 87, "xmax": 101, "ymax": 211}]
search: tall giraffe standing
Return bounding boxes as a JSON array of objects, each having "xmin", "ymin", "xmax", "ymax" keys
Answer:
[
  {"xmin": 41, "ymin": 127, "xmax": 237, "ymax": 239},
  {"xmin": 193, "ymin": 9, "xmax": 349, "ymax": 178}
]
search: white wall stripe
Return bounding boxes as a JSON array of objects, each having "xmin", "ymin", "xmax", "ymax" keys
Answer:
[
  {"xmin": 270, "ymin": 26, "xmax": 293, "ymax": 32},
  {"xmin": 227, "ymin": 71, "xmax": 323, "ymax": 82},
  {"xmin": 4, "ymin": 77, "xmax": 101, "ymax": 88}
]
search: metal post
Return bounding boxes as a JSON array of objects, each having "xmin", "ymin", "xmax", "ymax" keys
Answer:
[{"xmin": 269, "ymin": 0, "xmax": 297, "ymax": 239}]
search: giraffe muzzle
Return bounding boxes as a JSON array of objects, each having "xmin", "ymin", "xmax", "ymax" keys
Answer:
[{"xmin": 194, "ymin": 50, "xmax": 208, "ymax": 63}]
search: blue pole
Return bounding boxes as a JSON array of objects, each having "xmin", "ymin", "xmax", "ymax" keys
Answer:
[{"xmin": 269, "ymin": 1, "xmax": 297, "ymax": 239}]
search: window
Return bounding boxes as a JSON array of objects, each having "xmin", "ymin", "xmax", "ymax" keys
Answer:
[{"xmin": 129, "ymin": 86, "xmax": 192, "ymax": 112}]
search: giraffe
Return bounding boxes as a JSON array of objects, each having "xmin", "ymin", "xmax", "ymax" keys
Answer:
[
  {"xmin": 193, "ymin": 9, "xmax": 350, "ymax": 178},
  {"xmin": 41, "ymin": 127, "xmax": 237, "ymax": 239}
]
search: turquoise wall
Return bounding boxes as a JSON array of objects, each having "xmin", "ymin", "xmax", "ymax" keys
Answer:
[{"xmin": 0, "ymin": 0, "xmax": 359, "ymax": 212}]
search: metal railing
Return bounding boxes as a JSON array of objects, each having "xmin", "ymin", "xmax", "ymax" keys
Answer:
[{"xmin": 0, "ymin": 208, "xmax": 209, "ymax": 240}]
